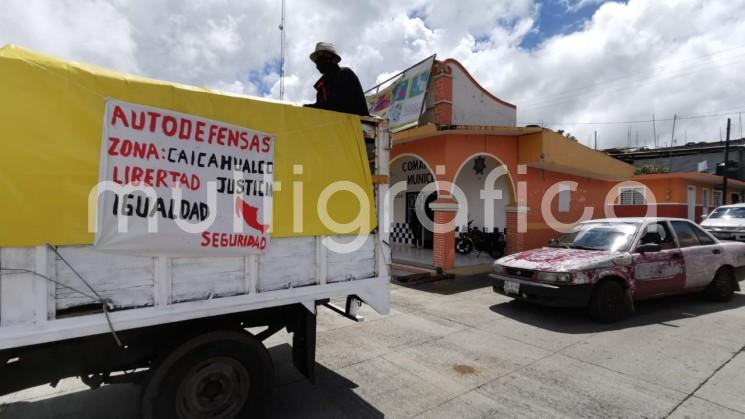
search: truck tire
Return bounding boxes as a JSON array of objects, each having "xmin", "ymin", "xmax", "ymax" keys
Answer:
[
  {"xmin": 706, "ymin": 268, "xmax": 735, "ymax": 302},
  {"xmin": 141, "ymin": 330, "xmax": 273, "ymax": 419},
  {"xmin": 588, "ymin": 281, "xmax": 625, "ymax": 323}
]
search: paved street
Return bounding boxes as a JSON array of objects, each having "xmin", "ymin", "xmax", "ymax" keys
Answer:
[{"xmin": 2, "ymin": 275, "xmax": 744, "ymax": 418}]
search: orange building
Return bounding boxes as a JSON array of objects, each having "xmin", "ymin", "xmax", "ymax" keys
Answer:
[
  {"xmin": 610, "ymin": 172, "xmax": 745, "ymax": 223},
  {"xmin": 389, "ymin": 59, "xmax": 632, "ymax": 269},
  {"xmin": 388, "ymin": 59, "xmax": 745, "ymax": 270}
]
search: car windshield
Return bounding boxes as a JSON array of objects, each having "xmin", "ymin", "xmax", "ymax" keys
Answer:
[
  {"xmin": 708, "ymin": 207, "xmax": 745, "ymax": 219},
  {"xmin": 549, "ymin": 222, "xmax": 639, "ymax": 252}
]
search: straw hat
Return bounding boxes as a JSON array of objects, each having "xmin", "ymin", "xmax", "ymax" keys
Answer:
[{"xmin": 309, "ymin": 42, "xmax": 341, "ymax": 63}]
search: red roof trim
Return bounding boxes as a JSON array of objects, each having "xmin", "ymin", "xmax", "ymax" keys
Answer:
[{"xmin": 442, "ymin": 58, "xmax": 517, "ymax": 109}]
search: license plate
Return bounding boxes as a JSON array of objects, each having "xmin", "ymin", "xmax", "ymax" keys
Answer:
[{"xmin": 504, "ymin": 280, "xmax": 520, "ymax": 295}]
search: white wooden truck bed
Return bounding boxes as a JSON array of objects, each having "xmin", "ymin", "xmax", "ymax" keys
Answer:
[{"xmin": 0, "ymin": 118, "xmax": 391, "ymax": 352}]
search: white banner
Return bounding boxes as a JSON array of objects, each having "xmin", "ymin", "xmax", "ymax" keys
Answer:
[{"xmin": 95, "ymin": 99, "xmax": 275, "ymax": 255}]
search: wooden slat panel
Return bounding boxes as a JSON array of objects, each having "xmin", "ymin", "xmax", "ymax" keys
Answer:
[
  {"xmin": 0, "ymin": 247, "xmax": 38, "ymax": 326},
  {"xmin": 258, "ymin": 237, "xmax": 316, "ymax": 291},
  {"xmin": 171, "ymin": 257, "xmax": 245, "ymax": 303},
  {"xmin": 54, "ymin": 246, "xmax": 154, "ymax": 310},
  {"xmin": 327, "ymin": 235, "xmax": 375, "ymax": 283}
]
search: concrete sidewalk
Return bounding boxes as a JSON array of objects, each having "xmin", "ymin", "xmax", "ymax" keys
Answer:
[{"xmin": 2, "ymin": 276, "xmax": 744, "ymax": 418}]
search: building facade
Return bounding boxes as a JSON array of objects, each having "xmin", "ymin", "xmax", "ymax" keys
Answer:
[
  {"xmin": 388, "ymin": 59, "xmax": 745, "ymax": 270},
  {"xmin": 611, "ymin": 172, "xmax": 745, "ymax": 223},
  {"xmin": 608, "ymin": 140, "xmax": 745, "ymax": 203},
  {"xmin": 390, "ymin": 59, "xmax": 632, "ymax": 269}
]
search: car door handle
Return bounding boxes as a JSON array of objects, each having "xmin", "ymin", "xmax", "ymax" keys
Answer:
[{"xmin": 713, "ymin": 249, "xmax": 721, "ymax": 254}]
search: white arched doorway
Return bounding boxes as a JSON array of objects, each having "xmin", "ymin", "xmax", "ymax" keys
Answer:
[
  {"xmin": 452, "ymin": 154, "xmax": 513, "ymax": 234},
  {"xmin": 447, "ymin": 154, "xmax": 513, "ymax": 266}
]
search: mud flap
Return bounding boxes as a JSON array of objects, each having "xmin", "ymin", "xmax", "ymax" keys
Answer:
[{"xmin": 292, "ymin": 304, "xmax": 317, "ymax": 384}]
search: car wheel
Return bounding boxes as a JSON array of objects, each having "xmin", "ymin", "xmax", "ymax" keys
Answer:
[
  {"xmin": 706, "ymin": 268, "xmax": 735, "ymax": 302},
  {"xmin": 588, "ymin": 281, "xmax": 626, "ymax": 323}
]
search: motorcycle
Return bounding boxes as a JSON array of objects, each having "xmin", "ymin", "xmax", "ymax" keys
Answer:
[{"xmin": 455, "ymin": 220, "xmax": 506, "ymax": 259}]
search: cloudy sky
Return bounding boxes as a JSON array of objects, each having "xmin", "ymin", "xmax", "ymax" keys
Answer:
[{"xmin": 2, "ymin": 0, "xmax": 744, "ymax": 148}]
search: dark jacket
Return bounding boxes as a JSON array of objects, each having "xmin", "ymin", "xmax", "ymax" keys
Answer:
[{"xmin": 307, "ymin": 66, "xmax": 370, "ymax": 117}]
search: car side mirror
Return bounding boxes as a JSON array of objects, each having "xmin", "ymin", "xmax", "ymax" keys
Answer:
[
  {"xmin": 636, "ymin": 243, "xmax": 661, "ymax": 253},
  {"xmin": 701, "ymin": 214, "xmax": 708, "ymax": 220}
]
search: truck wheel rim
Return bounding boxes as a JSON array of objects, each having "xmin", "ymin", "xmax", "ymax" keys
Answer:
[{"xmin": 175, "ymin": 356, "xmax": 250, "ymax": 419}]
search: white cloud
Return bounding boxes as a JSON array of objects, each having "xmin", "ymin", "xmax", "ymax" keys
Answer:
[
  {"xmin": 455, "ymin": 0, "xmax": 745, "ymax": 147},
  {"xmin": 560, "ymin": 0, "xmax": 605, "ymax": 13},
  {"xmin": 0, "ymin": 0, "xmax": 139, "ymax": 72},
  {"xmin": 211, "ymin": 80, "xmax": 256, "ymax": 96},
  {"xmin": 1, "ymin": 0, "xmax": 743, "ymax": 148}
]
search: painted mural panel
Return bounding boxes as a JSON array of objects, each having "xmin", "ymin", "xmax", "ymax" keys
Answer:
[{"xmin": 366, "ymin": 56, "xmax": 435, "ymax": 132}]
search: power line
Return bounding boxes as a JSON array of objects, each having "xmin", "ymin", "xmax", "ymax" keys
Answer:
[
  {"xmin": 668, "ymin": 113, "xmax": 677, "ymax": 170},
  {"xmin": 518, "ymin": 108, "xmax": 745, "ymax": 127},
  {"xmin": 525, "ymin": 44, "xmax": 745, "ymax": 105},
  {"xmin": 517, "ymin": 45, "xmax": 745, "ymax": 109},
  {"xmin": 518, "ymin": 54, "xmax": 745, "ymax": 112}
]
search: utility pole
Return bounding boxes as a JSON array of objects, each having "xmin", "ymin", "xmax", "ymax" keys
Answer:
[
  {"xmin": 279, "ymin": 0, "xmax": 286, "ymax": 100},
  {"xmin": 626, "ymin": 127, "xmax": 630, "ymax": 149},
  {"xmin": 652, "ymin": 113, "xmax": 657, "ymax": 148},
  {"xmin": 668, "ymin": 114, "xmax": 677, "ymax": 172},
  {"xmin": 594, "ymin": 130, "xmax": 597, "ymax": 150},
  {"xmin": 723, "ymin": 118, "xmax": 731, "ymax": 205},
  {"xmin": 629, "ymin": 126, "xmax": 632, "ymax": 148}
]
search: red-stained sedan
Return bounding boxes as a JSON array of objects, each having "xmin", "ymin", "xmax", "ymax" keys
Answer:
[{"xmin": 491, "ymin": 218, "xmax": 745, "ymax": 322}]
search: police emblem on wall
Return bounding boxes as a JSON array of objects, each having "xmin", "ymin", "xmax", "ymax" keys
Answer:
[{"xmin": 473, "ymin": 156, "xmax": 487, "ymax": 176}]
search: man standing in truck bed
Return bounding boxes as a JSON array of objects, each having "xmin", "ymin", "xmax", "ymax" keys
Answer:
[{"xmin": 305, "ymin": 42, "xmax": 370, "ymax": 117}]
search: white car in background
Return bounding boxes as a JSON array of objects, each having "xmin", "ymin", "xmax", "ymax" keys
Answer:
[
  {"xmin": 701, "ymin": 203, "xmax": 745, "ymax": 241},
  {"xmin": 491, "ymin": 218, "xmax": 745, "ymax": 323}
]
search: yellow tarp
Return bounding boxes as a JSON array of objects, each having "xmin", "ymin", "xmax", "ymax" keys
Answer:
[{"xmin": 0, "ymin": 45, "xmax": 375, "ymax": 246}]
